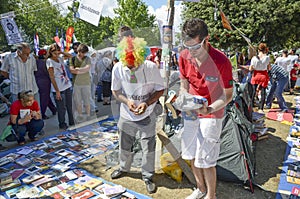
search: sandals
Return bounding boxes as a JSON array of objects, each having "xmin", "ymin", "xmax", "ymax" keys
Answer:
[
  {"xmin": 30, "ymin": 137, "xmax": 39, "ymax": 142},
  {"xmin": 18, "ymin": 141, "xmax": 26, "ymax": 146}
]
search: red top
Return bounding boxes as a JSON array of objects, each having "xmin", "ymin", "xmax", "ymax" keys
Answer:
[
  {"xmin": 290, "ymin": 68, "xmax": 298, "ymax": 81},
  {"xmin": 10, "ymin": 100, "xmax": 40, "ymax": 124},
  {"xmin": 179, "ymin": 43, "xmax": 233, "ymax": 118}
]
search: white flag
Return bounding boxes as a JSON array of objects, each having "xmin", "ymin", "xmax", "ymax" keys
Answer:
[
  {"xmin": 78, "ymin": 0, "xmax": 103, "ymax": 26},
  {"xmin": 1, "ymin": 12, "xmax": 23, "ymax": 45}
]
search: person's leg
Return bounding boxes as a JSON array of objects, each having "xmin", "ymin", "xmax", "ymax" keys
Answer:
[
  {"xmin": 266, "ymin": 80, "xmax": 277, "ymax": 108},
  {"xmin": 203, "ymin": 167, "xmax": 217, "ymax": 199},
  {"xmin": 119, "ymin": 129, "xmax": 135, "ymax": 172},
  {"xmin": 275, "ymin": 77, "xmax": 289, "ymax": 110},
  {"xmin": 65, "ymin": 88, "xmax": 75, "ymax": 126},
  {"xmin": 259, "ymin": 87, "xmax": 267, "ymax": 110},
  {"xmin": 190, "ymin": 160, "xmax": 206, "ymax": 192},
  {"xmin": 82, "ymin": 85, "xmax": 91, "ymax": 116},
  {"xmin": 140, "ymin": 135, "xmax": 156, "ymax": 180},
  {"xmin": 12, "ymin": 124, "xmax": 27, "ymax": 143},
  {"xmin": 27, "ymin": 119, "xmax": 44, "ymax": 139},
  {"xmin": 194, "ymin": 118, "xmax": 223, "ymax": 199},
  {"xmin": 53, "ymin": 91, "xmax": 67, "ymax": 128},
  {"xmin": 39, "ymin": 90, "xmax": 48, "ymax": 118},
  {"xmin": 96, "ymin": 83, "xmax": 103, "ymax": 102},
  {"xmin": 73, "ymin": 85, "xmax": 82, "ymax": 115},
  {"xmin": 252, "ymin": 84, "xmax": 258, "ymax": 107}
]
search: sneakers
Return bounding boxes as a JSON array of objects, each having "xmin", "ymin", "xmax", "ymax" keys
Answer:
[
  {"xmin": 257, "ymin": 109, "xmax": 265, "ymax": 114},
  {"xmin": 0, "ymin": 144, "xmax": 7, "ymax": 152},
  {"xmin": 111, "ymin": 169, "xmax": 126, "ymax": 179},
  {"xmin": 185, "ymin": 188, "xmax": 206, "ymax": 199},
  {"xmin": 144, "ymin": 179, "xmax": 156, "ymax": 194}
]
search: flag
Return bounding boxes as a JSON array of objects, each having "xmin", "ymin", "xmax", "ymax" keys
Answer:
[
  {"xmin": 65, "ymin": 26, "xmax": 74, "ymax": 52},
  {"xmin": 34, "ymin": 32, "xmax": 39, "ymax": 55},
  {"xmin": 219, "ymin": 9, "xmax": 232, "ymax": 30},
  {"xmin": 55, "ymin": 27, "xmax": 59, "ymax": 36},
  {"xmin": 73, "ymin": 33, "xmax": 77, "ymax": 42},
  {"xmin": 60, "ymin": 29, "xmax": 65, "ymax": 52},
  {"xmin": 53, "ymin": 27, "xmax": 61, "ymax": 47},
  {"xmin": 230, "ymin": 54, "xmax": 237, "ymax": 70}
]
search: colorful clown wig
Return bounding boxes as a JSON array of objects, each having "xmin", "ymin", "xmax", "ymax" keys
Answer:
[{"xmin": 116, "ymin": 37, "xmax": 150, "ymax": 68}]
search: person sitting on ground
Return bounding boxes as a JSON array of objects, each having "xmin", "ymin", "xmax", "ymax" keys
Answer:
[{"xmin": 10, "ymin": 90, "xmax": 44, "ymax": 145}]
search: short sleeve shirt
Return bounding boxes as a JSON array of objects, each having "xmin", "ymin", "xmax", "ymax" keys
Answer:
[
  {"xmin": 10, "ymin": 100, "xmax": 40, "ymax": 124},
  {"xmin": 70, "ymin": 56, "xmax": 91, "ymax": 86},
  {"xmin": 251, "ymin": 56, "xmax": 270, "ymax": 71},
  {"xmin": 46, "ymin": 57, "xmax": 72, "ymax": 92},
  {"xmin": 179, "ymin": 44, "xmax": 233, "ymax": 118},
  {"xmin": 111, "ymin": 60, "xmax": 165, "ymax": 121},
  {"xmin": 0, "ymin": 53, "xmax": 38, "ymax": 95}
]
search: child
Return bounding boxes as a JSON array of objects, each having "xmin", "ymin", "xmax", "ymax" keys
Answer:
[{"xmin": 290, "ymin": 63, "xmax": 300, "ymax": 95}]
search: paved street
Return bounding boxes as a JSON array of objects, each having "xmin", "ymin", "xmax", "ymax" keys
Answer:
[{"xmin": 0, "ymin": 70, "xmax": 180, "ymax": 152}]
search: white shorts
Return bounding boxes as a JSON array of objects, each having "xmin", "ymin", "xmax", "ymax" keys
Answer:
[{"xmin": 181, "ymin": 118, "xmax": 224, "ymax": 168}]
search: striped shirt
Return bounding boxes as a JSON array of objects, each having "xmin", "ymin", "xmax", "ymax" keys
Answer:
[
  {"xmin": 0, "ymin": 52, "xmax": 38, "ymax": 95},
  {"xmin": 269, "ymin": 64, "xmax": 288, "ymax": 80}
]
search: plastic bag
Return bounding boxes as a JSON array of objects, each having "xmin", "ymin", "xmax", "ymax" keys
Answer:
[{"xmin": 173, "ymin": 92, "xmax": 207, "ymax": 112}]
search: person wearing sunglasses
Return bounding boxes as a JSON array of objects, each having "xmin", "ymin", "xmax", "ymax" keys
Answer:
[
  {"xmin": 179, "ymin": 19, "xmax": 233, "ymax": 199},
  {"xmin": 9, "ymin": 90, "xmax": 44, "ymax": 145},
  {"xmin": 46, "ymin": 43, "xmax": 74, "ymax": 130},
  {"xmin": 0, "ymin": 42, "xmax": 39, "ymax": 103}
]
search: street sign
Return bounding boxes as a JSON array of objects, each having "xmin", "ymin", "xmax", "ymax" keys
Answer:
[{"xmin": 0, "ymin": 12, "xmax": 23, "ymax": 45}]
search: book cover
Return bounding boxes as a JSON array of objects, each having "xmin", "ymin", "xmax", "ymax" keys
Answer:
[
  {"xmin": 48, "ymin": 183, "xmax": 70, "ymax": 194},
  {"xmin": 15, "ymin": 156, "xmax": 31, "ymax": 167},
  {"xmin": 51, "ymin": 192, "xmax": 64, "ymax": 199},
  {"xmin": 0, "ymin": 173, "xmax": 12, "ymax": 185},
  {"xmin": 5, "ymin": 184, "xmax": 30, "ymax": 198},
  {"xmin": 25, "ymin": 165, "xmax": 42, "ymax": 175},
  {"xmin": 0, "ymin": 179, "xmax": 21, "ymax": 191},
  {"xmin": 10, "ymin": 169, "xmax": 25, "ymax": 180},
  {"xmin": 60, "ymin": 184, "xmax": 86, "ymax": 198},
  {"xmin": 15, "ymin": 186, "xmax": 41, "ymax": 198},
  {"xmin": 73, "ymin": 176, "xmax": 93, "ymax": 186},
  {"xmin": 64, "ymin": 170, "xmax": 79, "ymax": 180},
  {"xmin": 103, "ymin": 185, "xmax": 126, "ymax": 197},
  {"xmin": 32, "ymin": 176, "xmax": 54, "ymax": 187},
  {"xmin": 16, "ymin": 146, "xmax": 33, "ymax": 155},
  {"xmin": 21, "ymin": 173, "xmax": 44, "ymax": 184},
  {"xmin": 40, "ymin": 179, "xmax": 60, "ymax": 190},
  {"xmin": 71, "ymin": 189, "xmax": 95, "ymax": 199},
  {"xmin": 83, "ymin": 178, "xmax": 103, "ymax": 189},
  {"xmin": 165, "ymin": 93, "xmax": 178, "ymax": 119}
]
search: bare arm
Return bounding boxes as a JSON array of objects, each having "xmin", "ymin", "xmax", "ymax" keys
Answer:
[
  {"xmin": 0, "ymin": 71, "xmax": 8, "ymax": 78},
  {"xmin": 47, "ymin": 67, "xmax": 62, "ymax": 100},
  {"xmin": 197, "ymin": 87, "xmax": 233, "ymax": 115},
  {"xmin": 179, "ymin": 78, "xmax": 189, "ymax": 94}
]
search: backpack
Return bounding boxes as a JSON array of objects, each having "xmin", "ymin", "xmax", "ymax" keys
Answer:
[{"xmin": 101, "ymin": 69, "xmax": 112, "ymax": 82}]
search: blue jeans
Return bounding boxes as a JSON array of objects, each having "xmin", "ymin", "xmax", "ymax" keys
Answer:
[
  {"xmin": 266, "ymin": 77, "xmax": 288, "ymax": 110},
  {"xmin": 12, "ymin": 119, "xmax": 44, "ymax": 143},
  {"xmin": 96, "ymin": 84, "xmax": 103, "ymax": 101},
  {"xmin": 53, "ymin": 87, "xmax": 74, "ymax": 128}
]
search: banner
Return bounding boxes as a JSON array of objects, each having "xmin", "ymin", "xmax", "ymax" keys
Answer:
[
  {"xmin": 78, "ymin": 0, "xmax": 103, "ymax": 26},
  {"xmin": 34, "ymin": 32, "xmax": 39, "ymax": 55},
  {"xmin": 0, "ymin": 12, "xmax": 23, "ymax": 45},
  {"xmin": 65, "ymin": 26, "xmax": 74, "ymax": 52}
]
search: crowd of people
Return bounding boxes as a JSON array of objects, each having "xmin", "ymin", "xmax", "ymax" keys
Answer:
[{"xmin": 0, "ymin": 18, "xmax": 299, "ymax": 199}]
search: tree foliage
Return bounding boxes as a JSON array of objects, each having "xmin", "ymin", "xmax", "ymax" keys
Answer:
[
  {"xmin": 182, "ymin": 0, "xmax": 300, "ymax": 51},
  {"xmin": 113, "ymin": 0, "xmax": 161, "ymax": 46}
]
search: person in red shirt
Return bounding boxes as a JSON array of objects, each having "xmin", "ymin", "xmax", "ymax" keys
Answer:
[
  {"xmin": 290, "ymin": 63, "xmax": 299, "ymax": 94},
  {"xmin": 10, "ymin": 90, "xmax": 44, "ymax": 145},
  {"xmin": 179, "ymin": 19, "xmax": 233, "ymax": 199}
]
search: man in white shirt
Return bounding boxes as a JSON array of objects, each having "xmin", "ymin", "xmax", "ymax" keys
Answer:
[
  {"xmin": 110, "ymin": 26, "xmax": 164, "ymax": 194},
  {"xmin": 0, "ymin": 43, "xmax": 38, "ymax": 102}
]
